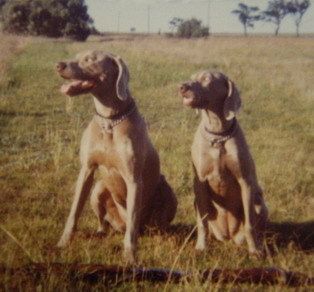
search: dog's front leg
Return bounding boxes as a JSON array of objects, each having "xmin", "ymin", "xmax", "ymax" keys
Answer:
[
  {"xmin": 193, "ymin": 174, "xmax": 210, "ymax": 252},
  {"xmin": 57, "ymin": 165, "xmax": 95, "ymax": 247},
  {"xmin": 238, "ymin": 177, "xmax": 262, "ymax": 256},
  {"xmin": 123, "ymin": 178, "xmax": 143, "ymax": 264}
]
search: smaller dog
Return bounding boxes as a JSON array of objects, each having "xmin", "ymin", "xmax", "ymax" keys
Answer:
[
  {"xmin": 180, "ymin": 71, "xmax": 268, "ymax": 256},
  {"xmin": 56, "ymin": 51, "xmax": 177, "ymax": 263}
]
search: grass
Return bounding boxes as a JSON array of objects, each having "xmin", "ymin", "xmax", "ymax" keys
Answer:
[{"xmin": 0, "ymin": 34, "xmax": 313, "ymax": 290}]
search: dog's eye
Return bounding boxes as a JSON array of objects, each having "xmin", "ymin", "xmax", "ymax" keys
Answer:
[
  {"xmin": 202, "ymin": 76, "xmax": 212, "ymax": 87},
  {"xmin": 84, "ymin": 56, "xmax": 97, "ymax": 63}
]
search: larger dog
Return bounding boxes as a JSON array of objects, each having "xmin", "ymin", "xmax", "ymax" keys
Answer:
[
  {"xmin": 180, "ymin": 71, "xmax": 268, "ymax": 256},
  {"xmin": 56, "ymin": 51, "xmax": 177, "ymax": 263}
]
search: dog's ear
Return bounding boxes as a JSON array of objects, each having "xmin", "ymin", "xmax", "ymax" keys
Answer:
[
  {"xmin": 223, "ymin": 79, "xmax": 241, "ymax": 120},
  {"xmin": 112, "ymin": 55, "xmax": 131, "ymax": 101}
]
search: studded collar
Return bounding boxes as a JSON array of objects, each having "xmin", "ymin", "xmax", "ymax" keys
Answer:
[
  {"xmin": 203, "ymin": 118, "xmax": 238, "ymax": 147},
  {"xmin": 95, "ymin": 101, "xmax": 136, "ymax": 133}
]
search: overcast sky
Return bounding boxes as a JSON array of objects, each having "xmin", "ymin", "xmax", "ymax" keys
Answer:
[{"xmin": 86, "ymin": 0, "xmax": 314, "ymax": 34}]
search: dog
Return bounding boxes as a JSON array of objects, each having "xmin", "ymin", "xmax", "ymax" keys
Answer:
[
  {"xmin": 180, "ymin": 71, "xmax": 268, "ymax": 256},
  {"xmin": 56, "ymin": 51, "xmax": 177, "ymax": 263}
]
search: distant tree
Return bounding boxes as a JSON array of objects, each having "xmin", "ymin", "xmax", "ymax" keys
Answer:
[
  {"xmin": 1, "ymin": 0, "xmax": 93, "ymax": 41},
  {"xmin": 89, "ymin": 26, "xmax": 100, "ymax": 35},
  {"xmin": 27, "ymin": 0, "xmax": 64, "ymax": 38},
  {"xmin": 262, "ymin": 0, "xmax": 290, "ymax": 36},
  {"xmin": 169, "ymin": 17, "xmax": 183, "ymax": 33},
  {"xmin": 232, "ymin": 3, "xmax": 261, "ymax": 36},
  {"xmin": 176, "ymin": 18, "xmax": 209, "ymax": 38},
  {"xmin": 62, "ymin": 0, "xmax": 93, "ymax": 41},
  {"xmin": 287, "ymin": 0, "xmax": 310, "ymax": 37},
  {"xmin": 130, "ymin": 27, "xmax": 136, "ymax": 33},
  {"xmin": 1, "ymin": 0, "xmax": 30, "ymax": 34}
]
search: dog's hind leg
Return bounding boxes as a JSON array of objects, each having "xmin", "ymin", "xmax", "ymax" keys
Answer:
[
  {"xmin": 157, "ymin": 175, "xmax": 177, "ymax": 228},
  {"xmin": 91, "ymin": 180, "xmax": 126, "ymax": 233},
  {"xmin": 148, "ymin": 175, "xmax": 177, "ymax": 230},
  {"xmin": 90, "ymin": 181, "xmax": 108, "ymax": 234}
]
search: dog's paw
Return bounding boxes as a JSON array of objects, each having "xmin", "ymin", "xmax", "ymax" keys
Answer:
[
  {"xmin": 56, "ymin": 234, "xmax": 72, "ymax": 248},
  {"xmin": 249, "ymin": 248, "xmax": 265, "ymax": 260},
  {"xmin": 56, "ymin": 240, "xmax": 67, "ymax": 248},
  {"xmin": 124, "ymin": 248, "xmax": 137, "ymax": 265},
  {"xmin": 195, "ymin": 243, "xmax": 206, "ymax": 254},
  {"xmin": 233, "ymin": 232, "xmax": 245, "ymax": 246},
  {"xmin": 195, "ymin": 249, "xmax": 205, "ymax": 258}
]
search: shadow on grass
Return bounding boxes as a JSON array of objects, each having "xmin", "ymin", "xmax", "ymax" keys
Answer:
[
  {"xmin": 0, "ymin": 110, "xmax": 64, "ymax": 130},
  {"xmin": 265, "ymin": 221, "xmax": 314, "ymax": 253},
  {"xmin": 165, "ymin": 221, "xmax": 314, "ymax": 253},
  {"xmin": 67, "ymin": 220, "xmax": 314, "ymax": 254},
  {"xmin": 0, "ymin": 110, "xmax": 62, "ymax": 117},
  {"xmin": 3, "ymin": 222, "xmax": 313, "ymax": 290},
  {"xmin": 166, "ymin": 223, "xmax": 196, "ymax": 239}
]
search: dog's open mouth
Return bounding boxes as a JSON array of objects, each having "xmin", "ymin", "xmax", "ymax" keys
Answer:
[{"xmin": 60, "ymin": 80, "xmax": 97, "ymax": 96}]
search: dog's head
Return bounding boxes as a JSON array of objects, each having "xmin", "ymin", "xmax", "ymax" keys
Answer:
[
  {"xmin": 56, "ymin": 50, "xmax": 130, "ymax": 101},
  {"xmin": 180, "ymin": 71, "xmax": 241, "ymax": 120}
]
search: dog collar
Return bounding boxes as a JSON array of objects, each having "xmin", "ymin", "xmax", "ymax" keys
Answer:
[
  {"xmin": 203, "ymin": 118, "xmax": 238, "ymax": 147},
  {"xmin": 95, "ymin": 101, "xmax": 136, "ymax": 133}
]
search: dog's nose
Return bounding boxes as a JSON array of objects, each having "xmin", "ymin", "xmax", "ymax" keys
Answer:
[
  {"xmin": 56, "ymin": 62, "xmax": 66, "ymax": 72},
  {"xmin": 180, "ymin": 83, "xmax": 191, "ymax": 93}
]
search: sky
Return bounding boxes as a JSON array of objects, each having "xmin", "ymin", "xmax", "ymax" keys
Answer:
[{"xmin": 86, "ymin": 0, "xmax": 314, "ymax": 35}]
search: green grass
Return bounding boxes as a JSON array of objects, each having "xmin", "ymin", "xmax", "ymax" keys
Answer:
[{"xmin": 0, "ymin": 35, "xmax": 313, "ymax": 290}]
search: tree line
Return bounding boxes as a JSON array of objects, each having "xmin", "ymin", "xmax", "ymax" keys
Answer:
[
  {"xmin": 0, "ymin": 0, "xmax": 311, "ymax": 40},
  {"xmin": 0, "ymin": 0, "xmax": 94, "ymax": 41},
  {"xmin": 232, "ymin": 0, "xmax": 310, "ymax": 37},
  {"xmin": 170, "ymin": 0, "xmax": 310, "ymax": 38}
]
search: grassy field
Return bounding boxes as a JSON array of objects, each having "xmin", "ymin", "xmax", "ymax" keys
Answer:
[{"xmin": 0, "ymin": 34, "xmax": 313, "ymax": 290}]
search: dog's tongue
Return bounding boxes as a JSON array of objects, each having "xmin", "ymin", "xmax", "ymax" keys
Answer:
[{"xmin": 60, "ymin": 80, "xmax": 95, "ymax": 96}]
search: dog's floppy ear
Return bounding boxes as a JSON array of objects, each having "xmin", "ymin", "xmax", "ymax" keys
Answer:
[
  {"xmin": 223, "ymin": 79, "xmax": 241, "ymax": 120},
  {"xmin": 112, "ymin": 55, "xmax": 131, "ymax": 101}
]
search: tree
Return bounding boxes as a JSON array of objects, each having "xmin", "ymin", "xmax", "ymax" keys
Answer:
[
  {"xmin": 232, "ymin": 3, "xmax": 261, "ymax": 36},
  {"xmin": 287, "ymin": 0, "xmax": 310, "ymax": 37},
  {"xmin": 176, "ymin": 18, "xmax": 209, "ymax": 38},
  {"xmin": 262, "ymin": 0, "xmax": 290, "ymax": 36},
  {"xmin": 26, "ymin": 0, "xmax": 64, "ymax": 38},
  {"xmin": 62, "ymin": 0, "xmax": 93, "ymax": 41},
  {"xmin": 169, "ymin": 17, "xmax": 183, "ymax": 32},
  {"xmin": 0, "ymin": 0, "xmax": 93, "ymax": 41},
  {"xmin": 1, "ymin": 0, "xmax": 30, "ymax": 34}
]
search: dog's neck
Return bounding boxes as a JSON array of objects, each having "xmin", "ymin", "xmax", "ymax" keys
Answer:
[
  {"xmin": 201, "ymin": 109, "xmax": 234, "ymax": 134},
  {"xmin": 92, "ymin": 90, "xmax": 134, "ymax": 119}
]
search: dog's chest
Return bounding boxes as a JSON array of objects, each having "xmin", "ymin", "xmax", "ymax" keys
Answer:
[
  {"xmin": 89, "ymin": 148, "xmax": 118, "ymax": 170},
  {"xmin": 88, "ymin": 134, "xmax": 127, "ymax": 170},
  {"xmin": 198, "ymin": 147, "xmax": 234, "ymax": 194}
]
